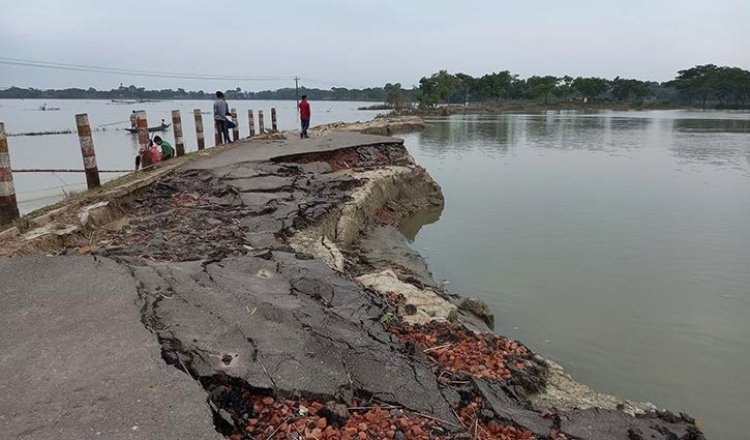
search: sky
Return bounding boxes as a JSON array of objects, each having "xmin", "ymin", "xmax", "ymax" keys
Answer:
[{"xmin": 1, "ymin": 0, "xmax": 749, "ymax": 91}]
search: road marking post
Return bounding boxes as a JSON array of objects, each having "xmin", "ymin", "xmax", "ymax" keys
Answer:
[
  {"xmin": 248, "ymin": 110, "xmax": 255, "ymax": 137},
  {"xmin": 171, "ymin": 110, "xmax": 185, "ymax": 156},
  {"xmin": 0, "ymin": 122, "xmax": 19, "ymax": 225},
  {"xmin": 231, "ymin": 108, "xmax": 239, "ymax": 142},
  {"xmin": 193, "ymin": 109, "xmax": 205, "ymax": 150},
  {"xmin": 75, "ymin": 113, "xmax": 101, "ymax": 189}
]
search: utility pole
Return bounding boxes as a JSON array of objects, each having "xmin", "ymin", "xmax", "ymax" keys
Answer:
[{"xmin": 295, "ymin": 76, "xmax": 300, "ymax": 113}]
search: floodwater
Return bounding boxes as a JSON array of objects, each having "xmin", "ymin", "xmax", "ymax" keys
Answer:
[
  {"xmin": 0, "ymin": 99, "xmax": 381, "ymax": 214},
  {"xmin": 401, "ymin": 111, "xmax": 750, "ymax": 439}
]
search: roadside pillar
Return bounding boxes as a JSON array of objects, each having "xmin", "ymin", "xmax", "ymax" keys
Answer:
[
  {"xmin": 271, "ymin": 107, "xmax": 278, "ymax": 132},
  {"xmin": 258, "ymin": 110, "xmax": 265, "ymax": 134},
  {"xmin": 135, "ymin": 110, "xmax": 152, "ymax": 168},
  {"xmin": 171, "ymin": 110, "xmax": 185, "ymax": 156},
  {"xmin": 0, "ymin": 122, "xmax": 20, "ymax": 225},
  {"xmin": 193, "ymin": 109, "xmax": 205, "ymax": 150},
  {"xmin": 248, "ymin": 110, "xmax": 255, "ymax": 136},
  {"xmin": 214, "ymin": 118, "xmax": 222, "ymax": 146},
  {"xmin": 231, "ymin": 108, "xmax": 239, "ymax": 142},
  {"xmin": 74, "ymin": 113, "xmax": 101, "ymax": 189}
]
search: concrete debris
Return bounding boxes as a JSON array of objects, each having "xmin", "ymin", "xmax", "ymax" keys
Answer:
[
  {"xmin": 357, "ymin": 269, "xmax": 458, "ymax": 324},
  {"xmin": 459, "ymin": 297, "xmax": 495, "ymax": 329}
]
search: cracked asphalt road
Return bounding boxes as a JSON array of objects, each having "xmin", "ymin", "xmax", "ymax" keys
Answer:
[
  {"xmin": 0, "ymin": 256, "xmax": 221, "ymax": 440},
  {"xmin": 0, "ymin": 133, "xmax": 706, "ymax": 439}
]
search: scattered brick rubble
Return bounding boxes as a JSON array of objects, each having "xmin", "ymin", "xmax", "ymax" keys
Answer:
[
  {"xmin": 457, "ymin": 398, "xmax": 534, "ymax": 440},
  {"xmin": 230, "ymin": 397, "xmax": 443, "ymax": 440},
  {"xmin": 391, "ymin": 321, "xmax": 535, "ymax": 383}
]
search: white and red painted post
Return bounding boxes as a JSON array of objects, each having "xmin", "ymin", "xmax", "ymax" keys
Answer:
[
  {"xmin": 0, "ymin": 122, "xmax": 19, "ymax": 225},
  {"xmin": 75, "ymin": 113, "xmax": 101, "ymax": 189},
  {"xmin": 171, "ymin": 110, "xmax": 185, "ymax": 156},
  {"xmin": 135, "ymin": 110, "xmax": 153, "ymax": 167},
  {"xmin": 231, "ymin": 108, "xmax": 239, "ymax": 142},
  {"xmin": 271, "ymin": 107, "xmax": 278, "ymax": 132},
  {"xmin": 193, "ymin": 109, "xmax": 205, "ymax": 150},
  {"xmin": 248, "ymin": 110, "xmax": 255, "ymax": 136},
  {"xmin": 258, "ymin": 110, "xmax": 265, "ymax": 134}
]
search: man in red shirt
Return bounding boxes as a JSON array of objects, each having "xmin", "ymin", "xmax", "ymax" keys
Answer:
[{"xmin": 298, "ymin": 95, "xmax": 311, "ymax": 139}]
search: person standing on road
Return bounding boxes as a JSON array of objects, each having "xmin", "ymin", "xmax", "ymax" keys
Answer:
[
  {"xmin": 299, "ymin": 95, "xmax": 311, "ymax": 139},
  {"xmin": 213, "ymin": 91, "xmax": 234, "ymax": 143}
]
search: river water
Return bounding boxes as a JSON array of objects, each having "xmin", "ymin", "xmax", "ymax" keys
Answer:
[
  {"xmin": 401, "ymin": 111, "xmax": 750, "ymax": 439},
  {"xmin": 0, "ymin": 99, "xmax": 381, "ymax": 214}
]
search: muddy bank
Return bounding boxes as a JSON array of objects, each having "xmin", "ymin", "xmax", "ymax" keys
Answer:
[{"xmin": 0, "ymin": 132, "xmax": 704, "ymax": 439}]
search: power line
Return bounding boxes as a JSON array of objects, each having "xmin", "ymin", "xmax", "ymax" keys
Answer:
[
  {"xmin": 300, "ymin": 77, "xmax": 372, "ymax": 89},
  {"xmin": 0, "ymin": 57, "xmax": 292, "ymax": 82},
  {"xmin": 0, "ymin": 57, "xmax": 386, "ymax": 90}
]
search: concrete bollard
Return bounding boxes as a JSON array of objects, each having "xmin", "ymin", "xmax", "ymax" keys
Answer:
[
  {"xmin": 271, "ymin": 107, "xmax": 278, "ymax": 132},
  {"xmin": 135, "ymin": 110, "xmax": 149, "ymax": 146},
  {"xmin": 171, "ymin": 110, "xmax": 185, "ymax": 156},
  {"xmin": 214, "ymin": 119, "xmax": 222, "ymax": 146},
  {"xmin": 135, "ymin": 110, "xmax": 153, "ymax": 168},
  {"xmin": 0, "ymin": 122, "xmax": 20, "ymax": 225},
  {"xmin": 74, "ymin": 114, "xmax": 101, "ymax": 189},
  {"xmin": 231, "ymin": 108, "xmax": 239, "ymax": 142},
  {"xmin": 258, "ymin": 110, "xmax": 265, "ymax": 134},
  {"xmin": 248, "ymin": 110, "xmax": 255, "ymax": 136},
  {"xmin": 193, "ymin": 109, "xmax": 205, "ymax": 150}
]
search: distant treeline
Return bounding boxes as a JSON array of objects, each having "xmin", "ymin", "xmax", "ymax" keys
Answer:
[
  {"xmin": 413, "ymin": 64, "xmax": 750, "ymax": 109},
  {"xmin": 1, "ymin": 64, "xmax": 748, "ymax": 109},
  {"xmin": 0, "ymin": 85, "xmax": 398, "ymax": 102}
]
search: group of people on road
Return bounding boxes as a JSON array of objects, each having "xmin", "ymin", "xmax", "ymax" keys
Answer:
[
  {"xmin": 132, "ymin": 91, "xmax": 312, "ymax": 170},
  {"xmin": 212, "ymin": 91, "xmax": 312, "ymax": 141}
]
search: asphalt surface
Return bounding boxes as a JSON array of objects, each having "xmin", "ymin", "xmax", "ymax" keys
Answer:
[{"xmin": 0, "ymin": 256, "xmax": 220, "ymax": 440}]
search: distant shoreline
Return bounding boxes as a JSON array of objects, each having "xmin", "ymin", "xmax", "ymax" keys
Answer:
[{"xmin": 389, "ymin": 102, "xmax": 750, "ymax": 115}]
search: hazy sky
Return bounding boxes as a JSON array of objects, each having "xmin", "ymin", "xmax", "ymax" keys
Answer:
[{"xmin": 2, "ymin": 0, "xmax": 749, "ymax": 91}]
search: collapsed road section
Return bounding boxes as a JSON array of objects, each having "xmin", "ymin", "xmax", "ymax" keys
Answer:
[{"xmin": 0, "ymin": 131, "xmax": 705, "ymax": 439}]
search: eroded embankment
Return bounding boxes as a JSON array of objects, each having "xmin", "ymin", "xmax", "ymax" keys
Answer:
[{"xmin": 1, "ymin": 138, "xmax": 705, "ymax": 439}]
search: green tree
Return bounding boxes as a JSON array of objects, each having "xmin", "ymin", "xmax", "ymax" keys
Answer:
[
  {"xmin": 526, "ymin": 75, "xmax": 559, "ymax": 103},
  {"xmin": 553, "ymin": 75, "xmax": 574, "ymax": 100},
  {"xmin": 384, "ymin": 83, "xmax": 405, "ymax": 109},
  {"xmin": 611, "ymin": 77, "xmax": 650, "ymax": 101},
  {"xmin": 571, "ymin": 77, "xmax": 610, "ymax": 101},
  {"xmin": 668, "ymin": 64, "xmax": 720, "ymax": 108},
  {"xmin": 478, "ymin": 71, "xmax": 514, "ymax": 102},
  {"xmin": 417, "ymin": 70, "xmax": 461, "ymax": 106}
]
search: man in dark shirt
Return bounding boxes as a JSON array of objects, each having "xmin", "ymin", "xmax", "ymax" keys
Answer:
[
  {"xmin": 298, "ymin": 95, "xmax": 311, "ymax": 139},
  {"xmin": 213, "ymin": 91, "xmax": 233, "ymax": 143}
]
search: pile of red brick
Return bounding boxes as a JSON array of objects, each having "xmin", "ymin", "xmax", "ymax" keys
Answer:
[
  {"xmin": 457, "ymin": 398, "xmax": 534, "ymax": 440},
  {"xmin": 231, "ymin": 396, "xmax": 443, "ymax": 440},
  {"xmin": 392, "ymin": 321, "xmax": 531, "ymax": 381}
]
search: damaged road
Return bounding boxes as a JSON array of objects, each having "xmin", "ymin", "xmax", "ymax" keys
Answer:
[{"xmin": 0, "ymin": 132, "xmax": 706, "ymax": 439}]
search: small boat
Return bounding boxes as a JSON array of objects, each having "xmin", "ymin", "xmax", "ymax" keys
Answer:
[
  {"xmin": 38, "ymin": 103, "xmax": 60, "ymax": 111},
  {"xmin": 125, "ymin": 123, "xmax": 171, "ymax": 133}
]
